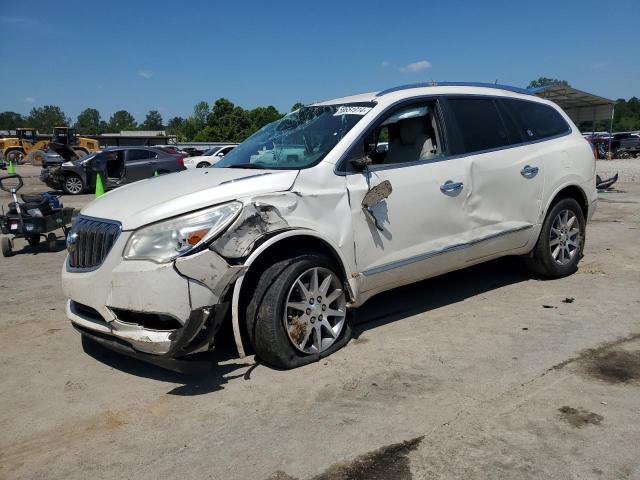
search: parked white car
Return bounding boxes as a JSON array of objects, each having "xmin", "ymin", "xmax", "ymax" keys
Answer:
[
  {"xmin": 62, "ymin": 83, "xmax": 597, "ymax": 369},
  {"xmin": 182, "ymin": 144, "xmax": 237, "ymax": 169}
]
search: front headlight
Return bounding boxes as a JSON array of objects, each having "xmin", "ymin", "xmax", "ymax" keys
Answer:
[{"xmin": 123, "ymin": 201, "xmax": 242, "ymax": 263}]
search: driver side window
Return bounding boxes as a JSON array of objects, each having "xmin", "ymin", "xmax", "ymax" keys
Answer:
[{"xmin": 364, "ymin": 101, "xmax": 445, "ymax": 167}]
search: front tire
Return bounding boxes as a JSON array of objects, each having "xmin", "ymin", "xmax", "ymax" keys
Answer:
[
  {"xmin": 63, "ymin": 174, "xmax": 84, "ymax": 195},
  {"xmin": 196, "ymin": 161, "xmax": 209, "ymax": 168},
  {"xmin": 6, "ymin": 150, "xmax": 24, "ymax": 165},
  {"xmin": 245, "ymin": 253, "xmax": 351, "ymax": 369},
  {"xmin": 525, "ymin": 197, "xmax": 585, "ymax": 278}
]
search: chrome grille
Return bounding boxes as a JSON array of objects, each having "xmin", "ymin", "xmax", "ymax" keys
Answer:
[{"xmin": 68, "ymin": 217, "xmax": 121, "ymax": 270}]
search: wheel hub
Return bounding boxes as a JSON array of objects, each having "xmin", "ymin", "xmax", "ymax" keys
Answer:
[{"xmin": 284, "ymin": 266, "xmax": 346, "ymax": 354}]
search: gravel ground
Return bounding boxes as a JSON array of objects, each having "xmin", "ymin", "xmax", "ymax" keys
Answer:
[
  {"xmin": 596, "ymin": 158, "xmax": 640, "ymax": 183},
  {"xmin": 1, "ymin": 165, "xmax": 640, "ymax": 479}
]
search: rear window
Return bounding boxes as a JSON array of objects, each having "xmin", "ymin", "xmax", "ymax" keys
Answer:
[
  {"xmin": 503, "ymin": 99, "xmax": 570, "ymax": 141},
  {"xmin": 447, "ymin": 97, "xmax": 512, "ymax": 153}
]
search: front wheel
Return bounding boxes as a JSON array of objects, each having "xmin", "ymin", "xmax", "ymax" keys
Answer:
[
  {"xmin": 6, "ymin": 150, "xmax": 24, "ymax": 165},
  {"xmin": 245, "ymin": 253, "xmax": 351, "ymax": 369},
  {"xmin": 525, "ymin": 197, "xmax": 585, "ymax": 278},
  {"xmin": 196, "ymin": 162, "xmax": 210, "ymax": 168},
  {"xmin": 63, "ymin": 174, "xmax": 84, "ymax": 195}
]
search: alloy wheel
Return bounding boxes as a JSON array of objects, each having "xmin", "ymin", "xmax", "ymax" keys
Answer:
[
  {"xmin": 65, "ymin": 177, "xmax": 83, "ymax": 194},
  {"xmin": 283, "ymin": 267, "xmax": 346, "ymax": 354},
  {"xmin": 549, "ymin": 209, "xmax": 580, "ymax": 265}
]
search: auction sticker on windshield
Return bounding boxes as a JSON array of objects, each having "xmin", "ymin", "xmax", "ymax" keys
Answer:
[{"xmin": 334, "ymin": 105, "xmax": 372, "ymax": 116}]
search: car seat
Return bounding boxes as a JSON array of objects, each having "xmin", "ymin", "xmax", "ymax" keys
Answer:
[{"xmin": 386, "ymin": 116, "xmax": 437, "ymax": 164}]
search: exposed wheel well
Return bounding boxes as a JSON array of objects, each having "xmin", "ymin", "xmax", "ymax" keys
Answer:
[
  {"xmin": 548, "ymin": 185, "xmax": 588, "ymax": 219},
  {"xmin": 231, "ymin": 234, "xmax": 352, "ymax": 354},
  {"xmin": 241, "ymin": 234, "xmax": 350, "ymax": 301}
]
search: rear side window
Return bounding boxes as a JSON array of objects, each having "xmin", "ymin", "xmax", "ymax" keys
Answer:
[
  {"xmin": 503, "ymin": 99, "xmax": 570, "ymax": 140},
  {"xmin": 127, "ymin": 149, "xmax": 150, "ymax": 161},
  {"xmin": 446, "ymin": 97, "xmax": 512, "ymax": 154}
]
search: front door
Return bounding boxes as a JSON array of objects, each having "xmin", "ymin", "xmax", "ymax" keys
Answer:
[{"xmin": 345, "ymin": 100, "xmax": 473, "ymax": 295}]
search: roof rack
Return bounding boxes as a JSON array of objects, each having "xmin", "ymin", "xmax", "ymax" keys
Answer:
[{"xmin": 376, "ymin": 82, "xmax": 533, "ymax": 97}]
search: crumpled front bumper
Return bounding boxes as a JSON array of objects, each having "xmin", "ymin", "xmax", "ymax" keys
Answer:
[
  {"xmin": 62, "ymin": 231, "xmax": 245, "ymax": 357},
  {"xmin": 40, "ymin": 167, "xmax": 63, "ymax": 190}
]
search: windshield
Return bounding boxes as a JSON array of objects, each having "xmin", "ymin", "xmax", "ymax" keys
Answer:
[
  {"xmin": 203, "ymin": 146, "xmax": 222, "ymax": 156},
  {"xmin": 215, "ymin": 102, "xmax": 374, "ymax": 170}
]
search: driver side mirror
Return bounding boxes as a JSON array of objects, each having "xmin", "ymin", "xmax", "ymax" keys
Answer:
[{"xmin": 349, "ymin": 155, "xmax": 372, "ymax": 171}]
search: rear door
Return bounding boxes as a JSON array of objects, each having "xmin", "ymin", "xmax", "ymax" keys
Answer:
[
  {"xmin": 124, "ymin": 149, "xmax": 153, "ymax": 182},
  {"xmin": 443, "ymin": 96, "xmax": 546, "ymax": 260}
]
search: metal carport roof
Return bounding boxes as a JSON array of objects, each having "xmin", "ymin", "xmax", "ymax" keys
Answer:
[{"xmin": 528, "ymin": 84, "xmax": 615, "ymax": 123}]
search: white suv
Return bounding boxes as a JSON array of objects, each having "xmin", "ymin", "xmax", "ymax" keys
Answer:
[{"xmin": 62, "ymin": 83, "xmax": 597, "ymax": 369}]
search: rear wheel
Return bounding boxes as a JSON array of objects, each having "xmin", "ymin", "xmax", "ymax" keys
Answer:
[
  {"xmin": 46, "ymin": 233, "xmax": 57, "ymax": 251},
  {"xmin": 1, "ymin": 237, "xmax": 13, "ymax": 257},
  {"xmin": 525, "ymin": 197, "xmax": 585, "ymax": 278},
  {"xmin": 63, "ymin": 174, "xmax": 84, "ymax": 195},
  {"xmin": 27, "ymin": 149, "xmax": 47, "ymax": 166},
  {"xmin": 245, "ymin": 253, "xmax": 351, "ymax": 369},
  {"xmin": 196, "ymin": 161, "xmax": 210, "ymax": 168}
]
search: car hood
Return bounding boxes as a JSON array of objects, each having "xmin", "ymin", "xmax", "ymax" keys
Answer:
[{"xmin": 81, "ymin": 168, "xmax": 299, "ymax": 230}]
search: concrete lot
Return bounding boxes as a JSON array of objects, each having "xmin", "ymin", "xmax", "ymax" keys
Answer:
[{"xmin": 1, "ymin": 163, "xmax": 639, "ymax": 479}]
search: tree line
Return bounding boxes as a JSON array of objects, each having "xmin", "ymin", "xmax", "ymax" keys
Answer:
[
  {"xmin": 0, "ymin": 99, "xmax": 301, "ymax": 143},
  {"xmin": 1, "ymin": 82, "xmax": 639, "ymax": 142}
]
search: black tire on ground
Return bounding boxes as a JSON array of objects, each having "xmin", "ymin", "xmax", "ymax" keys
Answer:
[
  {"xmin": 245, "ymin": 252, "xmax": 352, "ymax": 369},
  {"xmin": 27, "ymin": 235, "xmax": 41, "ymax": 247},
  {"xmin": 1, "ymin": 237, "xmax": 13, "ymax": 257},
  {"xmin": 27, "ymin": 149, "xmax": 47, "ymax": 166},
  {"xmin": 46, "ymin": 232, "xmax": 57, "ymax": 251},
  {"xmin": 524, "ymin": 197, "xmax": 586, "ymax": 279},
  {"xmin": 196, "ymin": 162, "xmax": 209, "ymax": 168},
  {"xmin": 62, "ymin": 174, "xmax": 85, "ymax": 195}
]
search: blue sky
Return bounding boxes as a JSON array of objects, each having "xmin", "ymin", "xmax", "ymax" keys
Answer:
[{"xmin": 1, "ymin": 0, "xmax": 638, "ymax": 123}]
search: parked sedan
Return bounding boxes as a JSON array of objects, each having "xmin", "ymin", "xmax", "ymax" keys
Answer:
[
  {"xmin": 40, "ymin": 146, "xmax": 186, "ymax": 195},
  {"xmin": 182, "ymin": 144, "xmax": 237, "ymax": 169}
]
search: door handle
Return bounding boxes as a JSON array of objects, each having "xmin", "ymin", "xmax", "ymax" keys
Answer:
[
  {"xmin": 520, "ymin": 165, "xmax": 539, "ymax": 178},
  {"xmin": 440, "ymin": 181, "xmax": 464, "ymax": 193}
]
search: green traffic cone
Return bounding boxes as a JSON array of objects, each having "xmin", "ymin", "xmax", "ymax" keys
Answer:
[
  {"xmin": 95, "ymin": 173, "xmax": 105, "ymax": 198},
  {"xmin": 154, "ymin": 170, "xmax": 159, "ymax": 177},
  {"xmin": 8, "ymin": 159, "xmax": 15, "ymax": 175}
]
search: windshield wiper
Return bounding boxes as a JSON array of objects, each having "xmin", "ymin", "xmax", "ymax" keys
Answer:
[{"xmin": 225, "ymin": 163, "xmax": 266, "ymax": 169}]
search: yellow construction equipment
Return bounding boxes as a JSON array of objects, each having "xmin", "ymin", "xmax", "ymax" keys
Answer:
[{"xmin": 0, "ymin": 127, "xmax": 100, "ymax": 166}]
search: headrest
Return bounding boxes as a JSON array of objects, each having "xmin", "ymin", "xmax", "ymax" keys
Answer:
[{"xmin": 398, "ymin": 117, "xmax": 424, "ymax": 145}]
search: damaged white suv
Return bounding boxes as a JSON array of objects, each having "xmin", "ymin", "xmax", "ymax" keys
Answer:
[{"xmin": 63, "ymin": 83, "xmax": 597, "ymax": 369}]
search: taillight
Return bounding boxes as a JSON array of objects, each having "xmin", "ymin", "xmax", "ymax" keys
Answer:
[{"xmin": 177, "ymin": 156, "xmax": 185, "ymax": 166}]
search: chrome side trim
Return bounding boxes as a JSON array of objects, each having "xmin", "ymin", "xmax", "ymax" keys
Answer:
[{"xmin": 361, "ymin": 225, "xmax": 533, "ymax": 277}]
